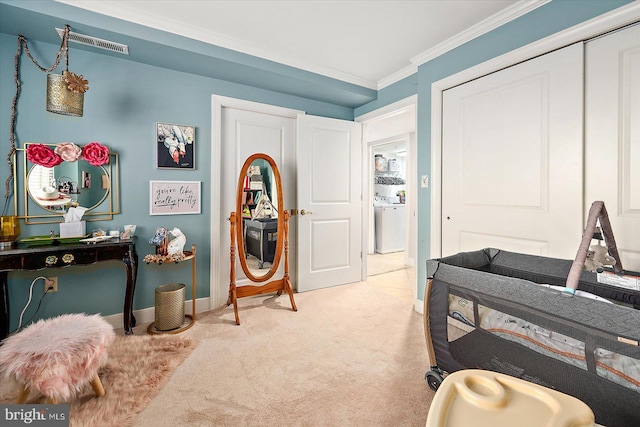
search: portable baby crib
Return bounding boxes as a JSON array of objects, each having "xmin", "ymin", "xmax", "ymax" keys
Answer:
[{"xmin": 423, "ymin": 202, "xmax": 640, "ymax": 426}]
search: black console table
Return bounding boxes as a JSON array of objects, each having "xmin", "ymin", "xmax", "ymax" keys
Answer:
[{"xmin": 0, "ymin": 239, "xmax": 138, "ymax": 340}]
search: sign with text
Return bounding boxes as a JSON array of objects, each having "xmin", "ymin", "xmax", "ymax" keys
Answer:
[
  {"xmin": 149, "ymin": 181, "xmax": 201, "ymax": 215},
  {"xmin": 1, "ymin": 404, "xmax": 69, "ymax": 426}
]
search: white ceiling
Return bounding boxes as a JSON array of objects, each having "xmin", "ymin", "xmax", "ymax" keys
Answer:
[{"xmin": 55, "ymin": 0, "xmax": 547, "ymax": 89}]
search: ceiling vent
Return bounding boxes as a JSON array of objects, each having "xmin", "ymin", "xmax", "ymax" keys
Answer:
[{"xmin": 56, "ymin": 28, "xmax": 129, "ymax": 55}]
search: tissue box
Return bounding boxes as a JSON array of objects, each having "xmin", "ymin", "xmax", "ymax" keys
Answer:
[{"xmin": 59, "ymin": 221, "xmax": 86, "ymax": 238}]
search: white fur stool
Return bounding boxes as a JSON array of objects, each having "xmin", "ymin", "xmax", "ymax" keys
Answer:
[{"xmin": 0, "ymin": 313, "xmax": 115, "ymax": 404}]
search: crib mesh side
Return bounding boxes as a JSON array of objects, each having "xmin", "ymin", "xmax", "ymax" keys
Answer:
[
  {"xmin": 425, "ymin": 276, "xmax": 465, "ymax": 373},
  {"xmin": 490, "ymin": 249, "xmax": 640, "ymax": 307},
  {"xmin": 427, "ymin": 253, "xmax": 640, "ymax": 427}
]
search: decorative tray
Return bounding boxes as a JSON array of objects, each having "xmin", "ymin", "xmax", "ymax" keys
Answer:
[{"xmin": 20, "ymin": 234, "xmax": 91, "ymax": 245}]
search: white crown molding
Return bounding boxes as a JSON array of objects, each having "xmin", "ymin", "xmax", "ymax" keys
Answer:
[
  {"xmin": 355, "ymin": 94, "xmax": 416, "ymax": 123},
  {"xmin": 410, "ymin": 0, "xmax": 550, "ymax": 67},
  {"xmin": 54, "ymin": 0, "xmax": 378, "ymax": 89},
  {"xmin": 432, "ymin": 1, "xmax": 640, "ymax": 94},
  {"xmin": 377, "ymin": 64, "xmax": 418, "ymax": 90},
  {"xmin": 429, "ymin": 0, "xmax": 640, "ymax": 261},
  {"xmin": 375, "ymin": 0, "xmax": 549, "ymax": 89}
]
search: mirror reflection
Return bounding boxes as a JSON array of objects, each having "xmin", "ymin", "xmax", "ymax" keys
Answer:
[
  {"xmin": 228, "ymin": 152, "xmax": 296, "ymax": 325},
  {"xmin": 240, "ymin": 159, "xmax": 280, "ymax": 278},
  {"xmin": 26, "ymin": 161, "xmax": 110, "ymax": 213}
]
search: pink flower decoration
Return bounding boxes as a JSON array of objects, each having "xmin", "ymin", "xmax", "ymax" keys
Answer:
[
  {"xmin": 26, "ymin": 144, "xmax": 63, "ymax": 168},
  {"xmin": 54, "ymin": 142, "xmax": 82, "ymax": 162},
  {"xmin": 81, "ymin": 142, "xmax": 110, "ymax": 166}
]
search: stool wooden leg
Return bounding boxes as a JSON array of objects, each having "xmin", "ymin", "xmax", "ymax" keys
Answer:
[
  {"xmin": 16, "ymin": 385, "xmax": 30, "ymax": 404},
  {"xmin": 90, "ymin": 372, "xmax": 106, "ymax": 397}
]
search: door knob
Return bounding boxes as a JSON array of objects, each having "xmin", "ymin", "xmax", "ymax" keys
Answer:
[{"xmin": 300, "ymin": 209, "xmax": 313, "ymax": 215}]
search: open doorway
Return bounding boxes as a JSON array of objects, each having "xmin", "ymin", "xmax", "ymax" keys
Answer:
[
  {"xmin": 366, "ymin": 252, "xmax": 414, "ymax": 304},
  {"xmin": 356, "ymin": 96, "xmax": 417, "ymax": 306},
  {"xmin": 371, "ymin": 139, "xmax": 407, "ymax": 256},
  {"xmin": 366, "ymin": 137, "xmax": 413, "ymax": 304}
]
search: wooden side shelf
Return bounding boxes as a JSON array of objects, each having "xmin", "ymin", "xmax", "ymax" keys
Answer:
[{"xmin": 145, "ymin": 245, "xmax": 197, "ymax": 335}]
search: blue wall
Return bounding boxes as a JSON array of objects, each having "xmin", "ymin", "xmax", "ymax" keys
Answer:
[
  {"xmin": 0, "ymin": 31, "xmax": 353, "ymax": 332},
  {"xmin": 1, "ymin": 0, "xmax": 633, "ymax": 331},
  {"xmin": 356, "ymin": 0, "xmax": 634, "ymax": 302}
]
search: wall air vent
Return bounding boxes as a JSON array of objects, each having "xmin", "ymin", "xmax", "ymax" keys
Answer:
[{"xmin": 56, "ymin": 28, "xmax": 129, "ymax": 55}]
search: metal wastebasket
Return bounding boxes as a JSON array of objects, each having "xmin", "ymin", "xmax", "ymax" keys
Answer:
[{"xmin": 154, "ymin": 283, "xmax": 185, "ymax": 331}]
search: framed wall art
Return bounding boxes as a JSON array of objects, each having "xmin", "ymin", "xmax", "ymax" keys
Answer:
[
  {"xmin": 156, "ymin": 122, "xmax": 195, "ymax": 169},
  {"xmin": 150, "ymin": 180, "xmax": 201, "ymax": 215},
  {"xmin": 81, "ymin": 170, "xmax": 91, "ymax": 189}
]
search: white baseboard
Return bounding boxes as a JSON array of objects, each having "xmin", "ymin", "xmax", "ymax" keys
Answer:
[
  {"xmin": 414, "ymin": 298, "xmax": 423, "ymax": 315},
  {"xmin": 103, "ymin": 297, "xmax": 211, "ymax": 331},
  {"xmin": 106, "ymin": 295, "xmax": 423, "ymax": 328}
]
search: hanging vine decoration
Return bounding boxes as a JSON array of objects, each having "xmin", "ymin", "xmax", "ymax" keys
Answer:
[{"xmin": 2, "ymin": 25, "xmax": 73, "ymax": 216}]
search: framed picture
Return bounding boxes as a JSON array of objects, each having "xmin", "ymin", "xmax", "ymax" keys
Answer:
[
  {"xmin": 156, "ymin": 122, "xmax": 195, "ymax": 169},
  {"xmin": 81, "ymin": 171, "xmax": 91, "ymax": 189},
  {"xmin": 150, "ymin": 180, "xmax": 201, "ymax": 215}
]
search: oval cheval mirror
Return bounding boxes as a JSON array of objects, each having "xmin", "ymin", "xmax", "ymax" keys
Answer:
[{"xmin": 227, "ymin": 153, "xmax": 297, "ymax": 325}]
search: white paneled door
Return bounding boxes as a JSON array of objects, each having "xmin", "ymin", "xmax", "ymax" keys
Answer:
[
  {"xmin": 585, "ymin": 24, "xmax": 640, "ymax": 271},
  {"xmin": 221, "ymin": 107, "xmax": 296, "ymax": 289},
  {"xmin": 441, "ymin": 43, "xmax": 584, "ymax": 258},
  {"xmin": 296, "ymin": 114, "xmax": 362, "ymax": 292}
]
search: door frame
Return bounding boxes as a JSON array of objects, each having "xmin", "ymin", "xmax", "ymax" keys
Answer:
[
  {"xmin": 356, "ymin": 95, "xmax": 417, "ymax": 297},
  {"xmin": 430, "ymin": 3, "xmax": 640, "ymax": 258},
  {"xmin": 210, "ymin": 95, "xmax": 303, "ymax": 308},
  {"xmin": 366, "ymin": 135, "xmax": 411, "ymax": 257}
]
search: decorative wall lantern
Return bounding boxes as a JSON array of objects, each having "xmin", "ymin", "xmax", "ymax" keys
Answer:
[
  {"xmin": 45, "ymin": 26, "xmax": 89, "ymax": 117},
  {"xmin": 46, "ymin": 72, "xmax": 86, "ymax": 117}
]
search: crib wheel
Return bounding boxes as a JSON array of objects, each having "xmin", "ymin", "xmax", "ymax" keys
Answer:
[{"xmin": 425, "ymin": 370, "xmax": 443, "ymax": 391}]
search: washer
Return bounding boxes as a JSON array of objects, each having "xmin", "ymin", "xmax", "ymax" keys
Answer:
[{"xmin": 374, "ymin": 203, "xmax": 405, "ymax": 254}]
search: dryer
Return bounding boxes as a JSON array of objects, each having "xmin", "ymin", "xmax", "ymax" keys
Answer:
[{"xmin": 374, "ymin": 204, "xmax": 405, "ymax": 254}]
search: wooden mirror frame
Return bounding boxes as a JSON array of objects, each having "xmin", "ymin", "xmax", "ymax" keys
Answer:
[
  {"xmin": 227, "ymin": 153, "xmax": 297, "ymax": 325},
  {"xmin": 235, "ymin": 153, "xmax": 284, "ymax": 282}
]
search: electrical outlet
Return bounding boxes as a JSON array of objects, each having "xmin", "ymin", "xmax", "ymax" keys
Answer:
[{"xmin": 45, "ymin": 277, "xmax": 58, "ymax": 293}]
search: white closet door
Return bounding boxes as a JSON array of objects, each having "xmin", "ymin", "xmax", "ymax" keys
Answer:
[
  {"xmin": 441, "ymin": 43, "xmax": 584, "ymax": 258},
  {"xmin": 585, "ymin": 24, "xmax": 640, "ymax": 272}
]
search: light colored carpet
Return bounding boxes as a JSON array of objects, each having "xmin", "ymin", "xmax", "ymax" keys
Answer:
[
  {"xmin": 0, "ymin": 335, "xmax": 196, "ymax": 426},
  {"xmin": 135, "ymin": 282, "xmax": 433, "ymax": 426},
  {"xmin": 368, "ymin": 251, "xmax": 407, "ymax": 276},
  {"xmin": 367, "ymin": 267, "xmax": 415, "ymax": 304}
]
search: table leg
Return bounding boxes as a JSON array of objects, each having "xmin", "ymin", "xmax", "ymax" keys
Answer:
[
  {"xmin": 122, "ymin": 244, "xmax": 138, "ymax": 335},
  {"xmin": 1, "ymin": 271, "xmax": 9, "ymax": 340}
]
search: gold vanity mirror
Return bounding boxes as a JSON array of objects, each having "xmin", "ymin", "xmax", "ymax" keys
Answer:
[
  {"xmin": 227, "ymin": 153, "xmax": 297, "ymax": 325},
  {"xmin": 15, "ymin": 143, "xmax": 120, "ymax": 224},
  {"xmin": 27, "ymin": 162, "xmax": 109, "ymax": 212}
]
